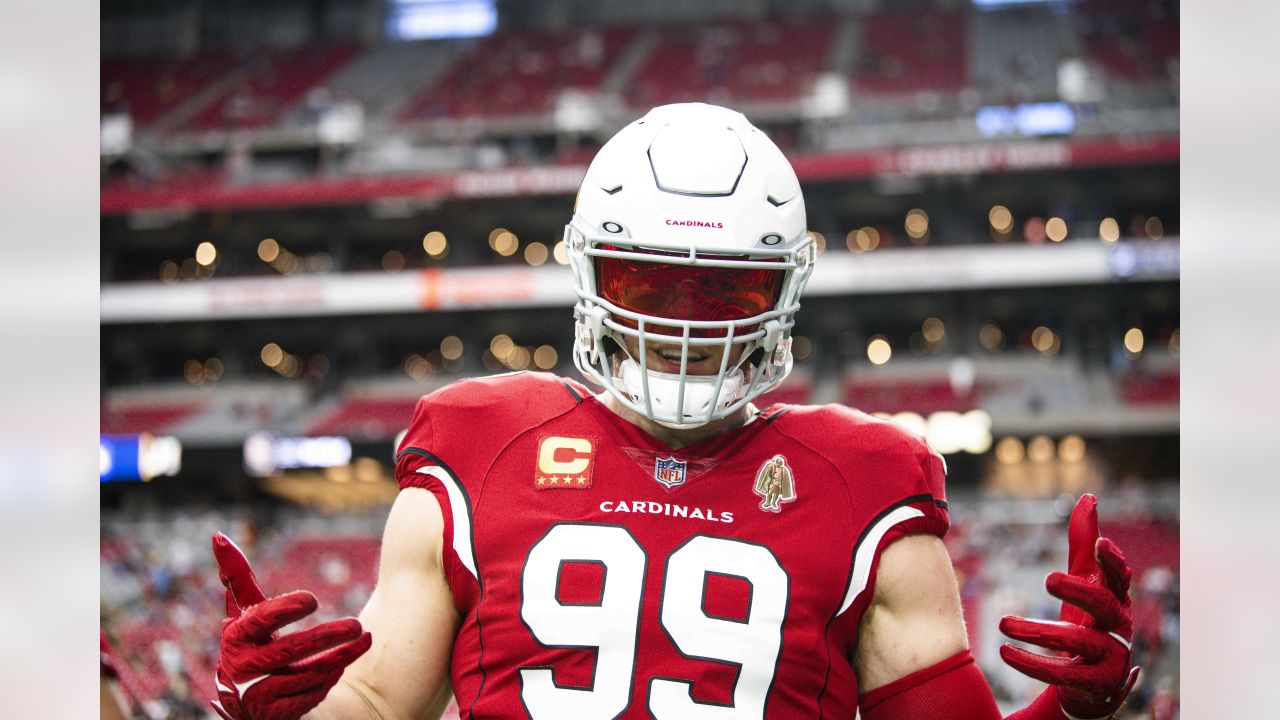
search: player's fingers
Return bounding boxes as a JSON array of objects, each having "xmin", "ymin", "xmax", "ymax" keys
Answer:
[
  {"xmin": 1096, "ymin": 537, "xmax": 1132, "ymax": 597},
  {"xmin": 260, "ymin": 619, "xmax": 364, "ymax": 672},
  {"xmin": 999, "ymin": 644, "xmax": 1098, "ymax": 687},
  {"xmin": 999, "ymin": 616, "xmax": 1111, "ymax": 660},
  {"xmin": 290, "ymin": 630, "xmax": 373, "ymax": 675},
  {"xmin": 213, "ymin": 533, "xmax": 268, "ymax": 611},
  {"xmin": 238, "ymin": 627, "xmax": 362, "ymax": 676},
  {"xmin": 231, "ymin": 591, "xmax": 319, "ymax": 643},
  {"xmin": 1066, "ymin": 494, "xmax": 1100, "ymax": 577},
  {"xmin": 1046, "ymin": 572, "xmax": 1126, "ymax": 630}
]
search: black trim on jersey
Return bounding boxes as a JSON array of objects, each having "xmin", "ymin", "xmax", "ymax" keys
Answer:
[
  {"xmin": 651, "ymin": 533, "xmax": 790, "ymax": 718},
  {"xmin": 560, "ymin": 379, "xmax": 585, "ymax": 404},
  {"xmin": 555, "ymin": 559, "xmax": 608, "ymax": 607},
  {"xmin": 762, "ymin": 407, "xmax": 790, "ymax": 425},
  {"xmin": 395, "ymin": 447, "xmax": 481, "ymax": 573},
  {"xmin": 516, "ymin": 522, "xmax": 647, "ymax": 720},
  {"xmin": 814, "ymin": 492, "xmax": 945, "ymax": 720},
  {"xmin": 395, "ymin": 447, "xmax": 490, "ymax": 718},
  {"xmin": 700, "ymin": 571, "xmax": 753, "ymax": 625}
]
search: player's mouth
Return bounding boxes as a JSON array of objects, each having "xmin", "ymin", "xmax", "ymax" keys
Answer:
[{"xmin": 648, "ymin": 346, "xmax": 718, "ymax": 375}]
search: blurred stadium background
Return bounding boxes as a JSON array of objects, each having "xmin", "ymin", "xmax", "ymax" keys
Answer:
[{"xmin": 99, "ymin": 0, "xmax": 1179, "ymax": 717}]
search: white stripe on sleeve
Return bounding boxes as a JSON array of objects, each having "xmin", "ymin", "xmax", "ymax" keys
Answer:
[
  {"xmin": 416, "ymin": 465, "xmax": 478, "ymax": 580},
  {"xmin": 837, "ymin": 505, "xmax": 925, "ymax": 616}
]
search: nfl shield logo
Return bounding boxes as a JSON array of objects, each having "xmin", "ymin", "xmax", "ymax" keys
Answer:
[{"xmin": 653, "ymin": 456, "xmax": 688, "ymax": 489}]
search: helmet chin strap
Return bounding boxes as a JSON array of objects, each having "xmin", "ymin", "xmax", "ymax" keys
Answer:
[{"xmin": 616, "ymin": 358, "xmax": 747, "ymax": 429}]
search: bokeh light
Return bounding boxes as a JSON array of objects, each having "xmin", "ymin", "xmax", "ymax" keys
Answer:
[
  {"xmin": 995, "ymin": 437, "xmax": 1024, "ymax": 465},
  {"xmin": 258, "ymin": 238, "xmax": 280, "ymax": 263},
  {"xmin": 989, "ymin": 205, "xmax": 1014, "ymax": 233},
  {"xmin": 867, "ymin": 336, "xmax": 892, "ymax": 365},
  {"xmin": 905, "ymin": 209, "xmax": 929, "ymax": 240},
  {"xmin": 1045, "ymin": 217, "xmax": 1068, "ymax": 242},
  {"xmin": 524, "ymin": 241, "xmax": 548, "ymax": 266},
  {"xmin": 195, "ymin": 242, "xmax": 217, "ymax": 266},
  {"xmin": 423, "ymin": 231, "xmax": 448, "ymax": 258},
  {"xmin": 440, "ymin": 335, "xmax": 464, "ymax": 361},
  {"xmin": 1099, "ymin": 217, "xmax": 1120, "ymax": 244},
  {"xmin": 1125, "ymin": 327, "xmax": 1145, "ymax": 356}
]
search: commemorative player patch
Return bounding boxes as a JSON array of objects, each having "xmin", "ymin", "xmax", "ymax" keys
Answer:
[{"xmin": 753, "ymin": 454, "xmax": 797, "ymax": 512}]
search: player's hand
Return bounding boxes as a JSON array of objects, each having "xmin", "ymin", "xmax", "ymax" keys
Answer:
[
  {"xmin": 211, "ymin": 532, "xmax": 372, "ymax": 720},
  {"xmin": 998, "ymin": 494, "xmax": 1140, "ymax": 720}
]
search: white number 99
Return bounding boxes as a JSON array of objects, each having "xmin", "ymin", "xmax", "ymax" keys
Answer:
[{"xmin": 520, "ymin": 524, "xmax": 788, "ymax": 719}]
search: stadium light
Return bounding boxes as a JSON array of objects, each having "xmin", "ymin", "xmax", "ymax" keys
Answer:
[{"xmin": 866, "ymin": 336, "xmax": 892, "ymax": 365}]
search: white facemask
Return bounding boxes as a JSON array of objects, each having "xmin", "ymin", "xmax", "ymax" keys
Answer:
[{"xmin": 617, "ymin": 358, "xmax": 747, "ymax": 429}]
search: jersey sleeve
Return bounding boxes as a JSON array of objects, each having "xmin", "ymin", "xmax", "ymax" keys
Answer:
[
  {"xmin": 879, "ymin": 437, "xmax": 950, "ymax": 545},
  {"xmin": 395, "ymin": 397, "xmax": 481, "ymax": 607},
  {"xmin": 834, "ymin": 424, "xmax": 951, "ymax": 622},
  {"xmin": 392, "ymin": 372, "xmax": 588, "ymax": 608}
]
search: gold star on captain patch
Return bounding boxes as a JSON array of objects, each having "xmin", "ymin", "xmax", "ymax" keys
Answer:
[
  {"xmin": 576, "ymin": 476, "xmax": 587, "ymax": 485},
  {"xmin": 536, "ymin": 477, "xmax": 546, "ymax": 486},
  {"xmin": 549, "ymin": 476, "xmax": 559, "ymax": 485}
]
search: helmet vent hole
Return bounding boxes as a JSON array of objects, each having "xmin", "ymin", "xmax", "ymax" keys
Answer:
[
  {"xmin": 602, "ymin": 185, "xmax": 623, "ymax": 195},
  {"xmin": 766, "ymin": 195, "xmax": 789, "ymax": 207}
]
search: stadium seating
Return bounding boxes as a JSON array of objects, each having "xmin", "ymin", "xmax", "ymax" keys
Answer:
[
  {"xmin": 1120, "ymin": 368, "xmax": 1179, "ymax": 406},
  {"xmin": 398, "ymin": 27, "xmax": 637, "ymax": 122},
  {"xmin": 304, "ymin": 392, "xmax": 422, "ymax": 439},
  {"xmin": 626, "ymin": 18, "xmax": 836, "ymax": 108},
  {"xmin": 261, "ymin": 537, "xmax": 381, "ymax": 611},
  {"xmin": 1077, "ymin": 0, "xmax": 1178, "ymax": 83},
  {"xmin": 102, "ymin": 382, "xmax": 314, "ymax": 442},
  {"xmin": 842, "ymin": 358, "xmax": 985, "ymax": 414},
  {"xmin": 102, "ymin": 51, "xmax": 241, "ymax": 127},
  {"xmin": 755, "ymin": 368, "xmax": 815, "ymax": 407},
  {"xmin": 101, "ymin": 400, "xmax": 205, "ymax": 435},
  {"xmin": 179, "ymin": 44, "xmax": 361, "ymax": 132},
  {"xmin": 853, "ymin": 8, "xmax": 968, "ymax": 95}
]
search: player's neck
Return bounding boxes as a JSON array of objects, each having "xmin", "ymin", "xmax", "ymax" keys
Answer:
[{"xmin": 600, "ymin": 392, "xmax": 755, "ymax": 450}]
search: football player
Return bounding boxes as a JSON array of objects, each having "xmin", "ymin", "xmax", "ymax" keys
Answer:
[{"xmin": 211, "ymin": 103, "xmax": 1138, "ymax": 720}]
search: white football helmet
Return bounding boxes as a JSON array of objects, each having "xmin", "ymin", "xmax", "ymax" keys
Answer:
[{"xmin": 567, "ymin": 103, "xmax": 814, "ymax": 429}]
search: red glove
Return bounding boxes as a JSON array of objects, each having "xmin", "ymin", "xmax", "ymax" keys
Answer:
[
  {"xmin": 211, "ymin": 533, "xmax": 372, "ymax": 720},
  {"xmin": 999, "ymin": 494, "xmax": 1140, "ymax": 719}
]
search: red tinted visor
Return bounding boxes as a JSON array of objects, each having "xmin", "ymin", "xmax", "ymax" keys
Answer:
[{"xmin": 595, "ymin": 247, "xmax": 785, "ymax": 337}]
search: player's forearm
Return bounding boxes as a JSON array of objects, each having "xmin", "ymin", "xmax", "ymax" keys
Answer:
[
  {"xmin": 301, "ymin": 679, "xmax": 386, "ymax": 720},
  {"xmin": 302, "ymin": 678, "xmax": 391, "ymax": 720},
  {"xmin": 307, "ymin": 676, "xmax": 454, "ymax": 720},
  {"xmin": 299, "ymin": 685, "xmax": 369, "ymax": 720}
]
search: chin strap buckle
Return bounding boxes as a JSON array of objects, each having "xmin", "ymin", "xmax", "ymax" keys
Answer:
[
  {"xmin": 576, "ymin": 306, "xmax": 609, "ymax": 363},
  {"xmin": 770, "ymin": 334, "xmax": 792, "ymax": 368}
]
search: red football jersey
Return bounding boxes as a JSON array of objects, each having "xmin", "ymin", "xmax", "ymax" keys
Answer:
[{"xmin": 396, "ymin": 372, "xmax": 948, "ymax": 719}]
